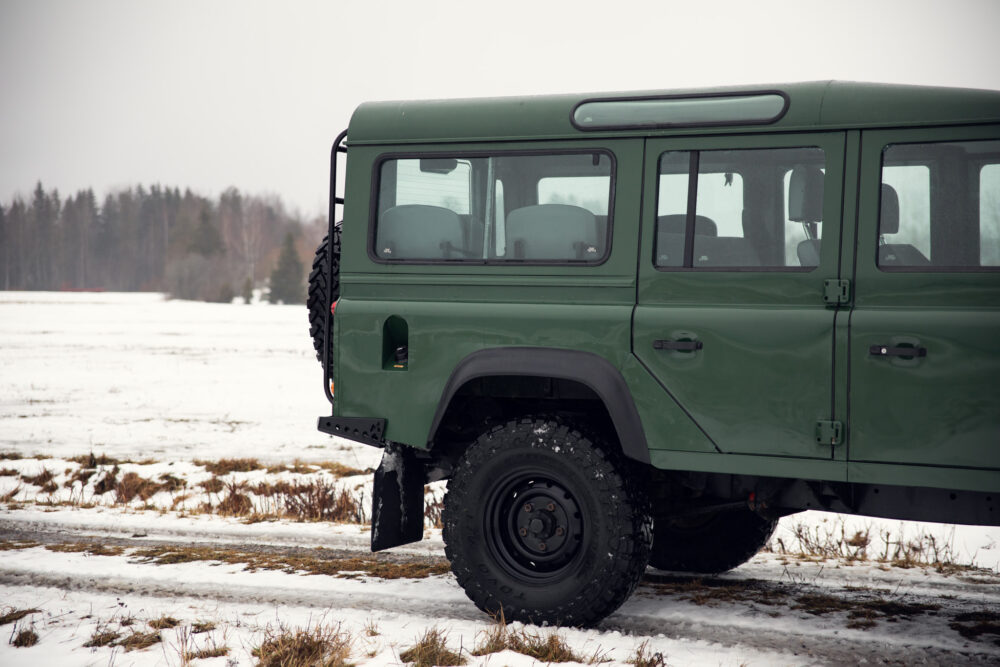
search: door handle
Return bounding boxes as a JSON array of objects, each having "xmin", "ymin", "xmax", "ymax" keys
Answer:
[
  {"xmin": 869, "ymin": 344, "xmax": 926, "ymax": 358},
  {"xmin": 654, "ymin": 339, "xmax": 703, "ymax": 351}
]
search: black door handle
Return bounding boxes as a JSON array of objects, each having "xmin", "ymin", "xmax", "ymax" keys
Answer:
[
  {"xmin": 869, "ymin": 344, "xmax": 926, "ymax": 358},
  {"xmin": 654, "ymin": 339, "xmax": 703, "ymax": 351}
]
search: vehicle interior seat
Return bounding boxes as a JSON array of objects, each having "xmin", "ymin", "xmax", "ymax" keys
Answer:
[
  {"xmin": 506, "ymin": 204, "xmax": 598, "ymax": 260},
  {"xmin": 377, "ymin": 204, "xmax": 465, "ymax": 259},
  {"xmin": 878, "ymin": 183, "xmax": 931, "ymax": 266}
]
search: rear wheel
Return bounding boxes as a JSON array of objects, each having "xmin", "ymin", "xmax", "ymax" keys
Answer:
[
  {"xmin": 442, "ymin": 417, "xmax": 651, "ymax": 627},
  {"xmin": 649, "ymin": 507, "xmax": 776, "ymax": 574},
  {"xmin": 307, "ymin": 224, "xmax": 340, "ymax": 365}
]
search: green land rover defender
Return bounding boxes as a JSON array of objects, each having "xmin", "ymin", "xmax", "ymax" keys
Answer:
[{"xmin": 309, "ymin": 81, "xmax": 1000, "ymax": 626}]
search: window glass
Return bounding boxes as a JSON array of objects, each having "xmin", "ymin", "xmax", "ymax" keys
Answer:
[
  {"xmin": 980, "ymin": 164, "xmax": 1000, "ymax": 266},
  {"xmin": 880, "ymin": 140, "xmax": 1000, "ymax": 269},
  {"xmin": 655, "ymin": 146, "xmax": 825, "ymax": 269},
  {"xmin": 375, "ymin": 152, "xmax": 612, "ymax": 262},
  {"xmin": 538, "ymin": 176, "xmax": 610, "ymax": 215},
  {"xmin": 782, "ymin": 169, "xmax": 825, "ymax": 266},
  {"xmin": 394, "ymin": 159, "xmax": 470, "ymax": 214}
]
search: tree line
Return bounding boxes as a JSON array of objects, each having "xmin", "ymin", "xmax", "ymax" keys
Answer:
[{"xmin": 0, "ymin": 182, "xmax": 324, "ymax": 303}]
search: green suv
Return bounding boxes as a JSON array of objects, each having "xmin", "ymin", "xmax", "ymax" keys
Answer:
[{"xmin": 309, "ymin": 81, "xmax": 1000, "ymax": 627}]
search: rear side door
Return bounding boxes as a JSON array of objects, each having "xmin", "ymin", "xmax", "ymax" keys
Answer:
[
  {"xmin": 849, "ymin": 126, "xmax": 1000, "ymax": 487},
  {"xmin": 633, "ymin": 132, "xmax": 847, "ymax": 460}
]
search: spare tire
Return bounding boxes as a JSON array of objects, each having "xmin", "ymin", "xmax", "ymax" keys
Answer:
[{"xmin": 307, "ymin": 223, "xmax": 341, "ymax": 365}]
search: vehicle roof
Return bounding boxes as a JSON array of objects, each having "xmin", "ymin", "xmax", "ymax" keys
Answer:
[{"xmin": 346, "ymin": 81, "xmax": 1000, "ymax": 145}]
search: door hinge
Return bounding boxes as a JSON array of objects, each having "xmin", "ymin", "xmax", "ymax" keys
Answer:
[
  {"xmin": 815, "ymin": 420, "xmax": 843, "ymax": 446},
  {"xmin": 823, "ymin": 279, "xmax": 851, "ymax": 306}
]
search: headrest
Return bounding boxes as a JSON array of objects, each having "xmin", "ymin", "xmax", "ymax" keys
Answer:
[
  {"xmin": 657, "ymin": 214, "xmax": 718, "ymax": 236},
  {"xmin": 880, "ymin": 184, "xmax": 899, "ymax": 235},
  {"xmin": 788, "ymin": 166, "xmax": 824, "ymax": 223}
]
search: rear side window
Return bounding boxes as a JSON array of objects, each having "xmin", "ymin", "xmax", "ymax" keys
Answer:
[
  {"xmin": 879, "ymin": 139, "xmax": 1000, "ymax": 270},
  {"xmin": 654, "ymin": 146, "xmax": 825, "ymax": 270},
  {"xmin": 374, "ymin": 152, "xmax": 613, "ymax": 263}
]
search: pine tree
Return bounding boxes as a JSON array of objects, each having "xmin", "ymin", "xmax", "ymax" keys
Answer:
[{"xmin": 269, "ymin": 232, "xmax": 304, "ymax": 304}]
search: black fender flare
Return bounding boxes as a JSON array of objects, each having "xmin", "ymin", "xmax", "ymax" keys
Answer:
[{"xmin": 427, "ymin": 347, "xmax": 650, "ymax": 464}]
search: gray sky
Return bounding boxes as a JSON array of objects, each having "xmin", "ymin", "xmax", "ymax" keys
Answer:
[{"xmin": 2, "ymin": 0, "xmax": 999, "ymax": 217}]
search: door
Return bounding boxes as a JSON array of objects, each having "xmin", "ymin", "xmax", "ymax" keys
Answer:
[
  {"xmin": 634, "ymin": 132, "xmax": 846, "ymax": 458},
  {"xmin": 850, "ymin": 126, "xmax": 1000, "ymax": 473}
]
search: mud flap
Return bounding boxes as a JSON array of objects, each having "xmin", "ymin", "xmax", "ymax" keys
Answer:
[{"xmin": 371, "ymin": 443, "xmax": 425, "ymax": 552}]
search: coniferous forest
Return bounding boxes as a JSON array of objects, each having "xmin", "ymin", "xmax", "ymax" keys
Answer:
[{"xmin": 0, "ymin": 182, "xmax": 324, "ymax": 303}]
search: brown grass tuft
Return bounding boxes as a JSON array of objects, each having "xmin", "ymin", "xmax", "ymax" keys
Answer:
[
  {"xmin": 0, "ymin": 608, "xmax": 40, "ymax": 626},
  {"xmin": 118, "ymin": 629, "xmax": 162, "ymax": 652},
  {"xmin": 148, "ymin": 615, "xmax": 180, "ymax": 630},
  {"xmin": 472, "ymin": 614, "xmax": 582, "ymax": 663},
  {"xmin": 0, "ymin": 467, "xmax": 18, "ymax": 477},
  {"xmin": 400, "ymin": 627, "xmax": 466, "ymax": 666},
  {"xmin": 45, "ymin": 542, "xmax": 124, "ymax": 556},
  {"xmin": 252, "ymin": 624, "xmax": 352, "ymax": 667},
  {"xmin": 628, "ymin": 640, "xmax": 667, "ymax": 666},
  {"xmin": 12, "ymin": 628, "xmax": 39, "ymax": 647},
  {"xmin": 84, "ymin": 627, "xmax": 120, "ymax": 647},
  {"xmin": 0, "ymin": 452, "xmax": 23, "ymax": 460},
  {"xmin": 195, "ymin": 458, "xmax": 262, "ymax": 475}
]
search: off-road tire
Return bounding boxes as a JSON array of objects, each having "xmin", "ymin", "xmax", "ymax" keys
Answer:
[
  {"xmin": 442, "ymin": 417, "xmax": 651, "ymax": 627},
  {"xmin": 649, "ymin": 508, "xmax": 776, "ymax": 574},
  {"xmin": 307, "ymin": 224, "xmax": 341, "ymax": 365}
]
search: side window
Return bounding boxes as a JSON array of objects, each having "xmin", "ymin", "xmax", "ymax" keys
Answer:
[
  {"xmin": 374, "ymin": 152, "xmax": 613, "ymax": 263},
  {"xmin": 654, "ymin": 146, "xmax": 825, "ymax": 269},
  {"xmin": 879, "ymin": 139, "xmax": 1000, "ymax": 270}
]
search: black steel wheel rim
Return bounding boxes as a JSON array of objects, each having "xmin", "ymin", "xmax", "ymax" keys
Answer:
[{"xmin": 483, "ymin": 466, "xmax": 586, "ymax": 582}]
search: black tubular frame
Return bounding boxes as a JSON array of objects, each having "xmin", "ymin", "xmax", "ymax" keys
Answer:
[{"xmin": 324, "ymin": 129, "xmax": 349, "ymax": 405}]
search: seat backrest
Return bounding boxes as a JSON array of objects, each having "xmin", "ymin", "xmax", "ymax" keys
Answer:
[
  {"xmin": 377, "ymin": 205, "xmax": 464, "ymax": 259},
  {"xmin": 506, "ymin": 204, "xmax": 597, "ymax": 260},
  {"xmin": 880, "ymin": 183, "xmax": 900, "ymax": 234}
]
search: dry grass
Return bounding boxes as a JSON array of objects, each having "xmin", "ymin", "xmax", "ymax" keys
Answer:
[
  {"xmin": 129, "ymin": 543, "xmax": 449, "ymax": 580},
  {"xmin": 0, "ymin": 608, "xmax": 40, "ymax": 626},
  {"xmin": 0, "ymin": 452, "xmax": 23, "ymax": 460},
  {"xmin": 21, "ymin": 468, "xmax": 57, "ymax": 493},
  {"xmin": 252, "ymin": 624, "xmax": 352, "ymax": 667},
  {"xmin": 118, "ymin": 629, "xmax": 162, "ymax": 652},
  {"xmin": 1, "ymin": 485, "xmax": 22, "ymax": 503},
  {"xmin": 195, "ymin": 457, "xmax": 263, "ymax": 475},
  {"xmin": 0, "ymin": 540, "xmax": 40, "ymax": 551},
  {"xmin": 628, "ymin": 640, "xmax": 668, "ymax": 667},
  {"xmin": 45, "ymin": 542, "xmax": 124, "ymax": 556},
  {"xmin": 148, "ymin": 615, "xmax": 180, "ymax": 630},
  {"xmin": 0, "ymin": 467, "xmax": 18, "ymax": 477},
  {"xmin": 768, "ymin": 517, "xmax": 980, "ymax": 575},
  {"xmin": 472, "ymin": 614, "xmax": 590, "ymax": 663},
  {"xmin": 84, "ymin": 627, "xmax": 120, "ymax": 647},
  {"xmin": 12, "ymin": 628, "xmax": 39, "ymax": 647},
  {"xmin": 191, "ymin": 620, "xmax": 216, "ymax": 634},
  {"xmin": 400, "ymin": 627, "xmax": 466, "ymax": 666}
]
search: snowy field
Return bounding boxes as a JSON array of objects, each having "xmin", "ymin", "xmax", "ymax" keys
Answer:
[{"xmin": 1, "ymin": 291, "xmax": 998, "ymax": 666}]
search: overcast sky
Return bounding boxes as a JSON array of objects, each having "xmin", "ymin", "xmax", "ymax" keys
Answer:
[{"xmin": 2, "ymin": 0, "xmax": 999, "ymax": 217}]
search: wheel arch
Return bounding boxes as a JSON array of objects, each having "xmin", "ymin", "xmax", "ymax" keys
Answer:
[{"xmin": 428, "ymin": 347, "xmax": 650, "ymax": 464}]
